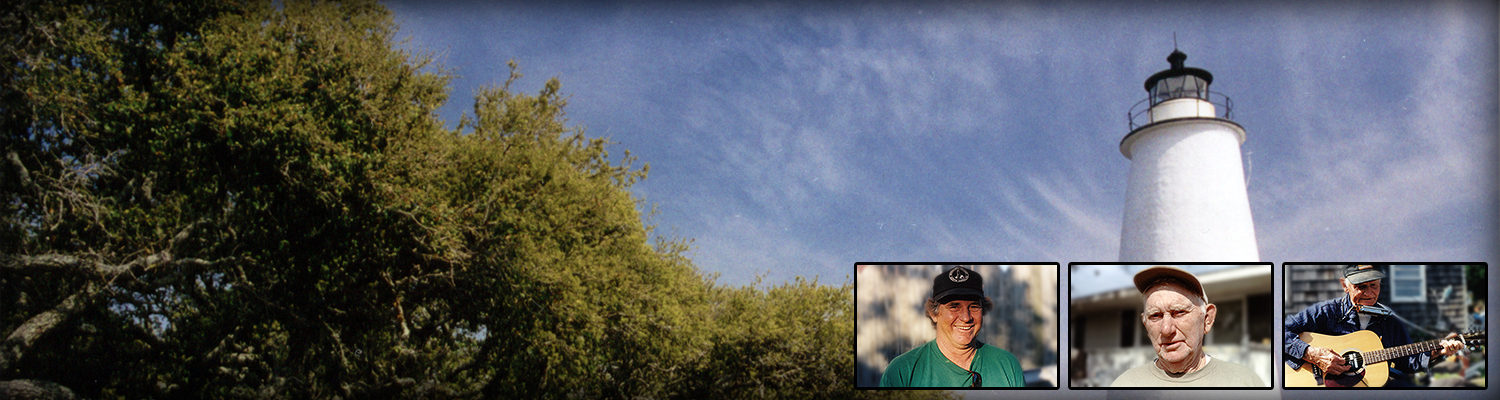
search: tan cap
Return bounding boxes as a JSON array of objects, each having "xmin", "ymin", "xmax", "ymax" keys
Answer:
[{"xmin": 1133, "ymin": 265, "xmax": 1207, "ymax": 302}]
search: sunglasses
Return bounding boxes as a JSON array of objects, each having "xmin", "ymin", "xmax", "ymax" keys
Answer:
[{"xmin": 968, "ymin": 370, "xmax": 982, "ymax": 388}]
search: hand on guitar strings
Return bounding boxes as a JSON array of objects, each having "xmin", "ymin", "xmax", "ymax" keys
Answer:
[
  {"xmin": 1304, "ymin": 346, "xmax": 1349, "ymax": 375},
  {"xmin": 1433, "ymin": 332, "xmax": 1465, "ymax": 358}
]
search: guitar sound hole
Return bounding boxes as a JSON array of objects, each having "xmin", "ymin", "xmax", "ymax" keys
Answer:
[{"xmin": 1343, "ymin": 352, "xmax": 1364, "ymax": 372}]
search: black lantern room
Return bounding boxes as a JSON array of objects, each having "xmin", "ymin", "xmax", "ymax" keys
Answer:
[{"xmin": 1144, "ymin": 50, "xmax": 1213, "ymax": 106}]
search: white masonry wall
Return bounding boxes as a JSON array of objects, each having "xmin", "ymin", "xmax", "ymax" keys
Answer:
[{"xmin": 1119, "ymin": 113, "xmax": 1260, "ymax": 262}]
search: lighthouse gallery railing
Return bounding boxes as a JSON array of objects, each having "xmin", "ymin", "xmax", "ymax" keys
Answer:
[{"xmin": 1127, "ymin": 90, "xmax": 1235, "ymax": 130}]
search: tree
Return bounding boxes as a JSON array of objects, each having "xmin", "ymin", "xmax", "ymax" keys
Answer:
[
  {"xmin": 1, "ymin": 1, "xmax": 953, "ymax": 398},
  {"xmin": 2, "ymin": 0, "xmax": 463, "ymax": 396}
]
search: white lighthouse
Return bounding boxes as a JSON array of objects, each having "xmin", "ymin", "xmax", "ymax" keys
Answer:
[{"xmin": 1118, "ymin": 50, "xmax": 1259, "ymax": 261}]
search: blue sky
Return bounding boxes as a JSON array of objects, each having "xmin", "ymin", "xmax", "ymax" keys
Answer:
[{"xmin": 385, "ymin": 1, "xmax": 1497, "ymax": 287}]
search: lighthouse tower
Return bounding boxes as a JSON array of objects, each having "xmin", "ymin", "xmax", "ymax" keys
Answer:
[{"xmin": 1119, "ymin": 50, "xmax": 1259, "ymax": 261}]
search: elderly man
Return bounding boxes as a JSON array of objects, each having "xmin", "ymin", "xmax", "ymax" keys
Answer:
[
  {"xmin": 1284, "ymin": 265, "xmax": 1465, "ymax": 387},
  {"xmin": 880, "ymin": 266, "xmax": 1024, "ymax": 387},
  {"xmin": 1111, "ymin": 266, "xmax": 1264, "ymax": 387}
]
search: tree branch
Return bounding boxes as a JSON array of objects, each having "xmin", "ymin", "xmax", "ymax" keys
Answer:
[
  {"xmin": 0, "ymin": 282, "xmax": 100, "ymax": 372},
  {"xmin": 0, "ymin": 220, "xmax": 223, "ymax": 373},
  {"xmin": 0, "ymin": 254, "xmax": 85, "ymax": 272},
  {"xmin": 0, "ymin": 379, "xmax": 77, "ymax": 400},
  {"xmin": 382, "ymin": 272, "xmax": 411, "ymax": 339},
  {"xmin": 5, "ymin": 151, "xmax": 41, "ymax": 197},
  {"xmin": 0, "ymin": 251, "xmax": 155, "ymax": 275},
  {"xmin": 0, "ymin": 251, "xmax": 209, "ymax": 277}
]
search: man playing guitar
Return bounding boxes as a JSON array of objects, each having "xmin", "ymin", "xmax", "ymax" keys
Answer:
[{"xmin": 1284, "ymin": 265, "xmax": 1466, "ymax": 387}]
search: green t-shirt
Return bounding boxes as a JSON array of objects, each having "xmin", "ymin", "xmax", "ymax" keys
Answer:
[
  {"xmin": 879, "ymin": 339, "xmax": 1025, "ymax": 387},
  {"xmin": 1109, "ymin": 356, "xmax": 1266, "ymax": 387}
]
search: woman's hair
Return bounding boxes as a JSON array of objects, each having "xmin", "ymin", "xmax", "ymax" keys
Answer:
[{"xmin": 924, "ymin": 296, "xmax": 994, "ymax": 327}]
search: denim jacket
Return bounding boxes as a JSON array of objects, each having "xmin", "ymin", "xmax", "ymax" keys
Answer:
[{"xmin": 1283, "ymin": 296, "xmax": 1428, "ymax": 386}]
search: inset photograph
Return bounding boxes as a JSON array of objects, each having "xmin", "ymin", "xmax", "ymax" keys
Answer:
[
  {"xmin": 1069, "ymin": 263, "xmax": 1273, "ymax": 388},
  {"xmin": 854, "ymin": 263, "xmax": 1058, "ymax": 388},
  {"xmin": 1283, "ymin": 263, "xmax": 1487, "ymax": 388}
]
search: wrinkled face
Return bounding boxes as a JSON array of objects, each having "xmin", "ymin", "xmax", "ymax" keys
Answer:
[
  {"xmin": 1343, "ymin": 279, "xmax": 1381, "ymax": 306},
  {"xmin": 1141, "ymin": 284, "xmax": 1215, "ymax": 369},
  {"xmin": 931, "ymin": 299, "xmax": 983, "ymax": 347}
]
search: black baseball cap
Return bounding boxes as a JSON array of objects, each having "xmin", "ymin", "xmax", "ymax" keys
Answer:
[
  {"xmin": 933, "ymin": 266, "xmax": 984, "ymax": 303},
  {"xmin": 1344, "ymin": 264, "xmax": 1385, "ymax": 284}
]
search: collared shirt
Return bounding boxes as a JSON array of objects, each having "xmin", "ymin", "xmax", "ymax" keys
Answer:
[
  {"xmin": 1283, "ymin": 296, "xmax": 1428, "ymax": 386},
  {"xmin": 879, "ymin": 339, "xmax": 1025, "ymax": 387}
]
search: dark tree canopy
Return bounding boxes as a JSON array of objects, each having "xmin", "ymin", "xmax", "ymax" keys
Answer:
[{"xmin": 0, "ymin": 1, "xmax": 954, "ymax": 399}]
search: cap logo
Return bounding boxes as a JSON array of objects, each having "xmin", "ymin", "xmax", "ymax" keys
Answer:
[
  {"xmin": 949, "ymin": 268, "xmax": 969, "ymax": 283},
  {"xmin": 1358, "ymin": 265, "xmax": 1374, "ymax": 270}
]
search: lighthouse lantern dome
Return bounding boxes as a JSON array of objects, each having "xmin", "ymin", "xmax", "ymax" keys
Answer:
[{"xmin": 1144, "ymin": 50, "xmax": 1214, "ymax": 105}]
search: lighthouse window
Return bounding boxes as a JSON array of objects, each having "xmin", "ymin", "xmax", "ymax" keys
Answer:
[{"xmin": 1151, "ymin": 76, "xmax": 1209, "ymax": 104}]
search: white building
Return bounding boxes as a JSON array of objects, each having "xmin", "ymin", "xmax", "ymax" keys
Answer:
[{"xmin": 1118, "ymin": 50, "xmax": 1259, "ymax": 262}]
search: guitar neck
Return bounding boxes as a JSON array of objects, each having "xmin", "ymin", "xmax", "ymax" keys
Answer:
[
  {"xmin": 1363, "ymin": 332, "xmax": 1482, "ymax": 364},
  {"xmin": 1363, "ymin": 339, "xmax": 1443, "ymax": 364}
]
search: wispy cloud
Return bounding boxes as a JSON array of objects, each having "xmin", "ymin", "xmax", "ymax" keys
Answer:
[
  {"xmin": 988, "ymin": 171, "xmax": 1121, "ymax": 262},
  {"xmin": 1253, "ymin": 2, "xmax": 1495, "ymax": 262},
  {"xmin": 388, "ymin": 1, "xmax": 1496, "ymax": 286}
]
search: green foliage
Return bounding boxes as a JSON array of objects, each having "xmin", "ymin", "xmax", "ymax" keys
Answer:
[
  {"xmin": 690, "ymin": 278, "xmax": 955, "ymax": 399},
  {"xmin": 0, "ymin": 1, "xmax": 954, "ymax": 399}
]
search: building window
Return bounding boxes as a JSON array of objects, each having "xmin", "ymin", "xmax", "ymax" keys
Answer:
[
  {"xmin": 1211, "ymin": 298, "xmax": 1244, "ymax": 346},
  {"xmin": 1389, "ymin": 265, "xmax": 1426, "ymax": 303},
  {"xmin": 1120, "ymin": 309, "xmax": 1136, "ymax": 347}
]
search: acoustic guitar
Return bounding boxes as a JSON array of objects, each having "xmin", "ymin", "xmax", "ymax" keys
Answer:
[{"xmin": 1284, "ymin": 330, "xmax": 1486, "ymax": 387}]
